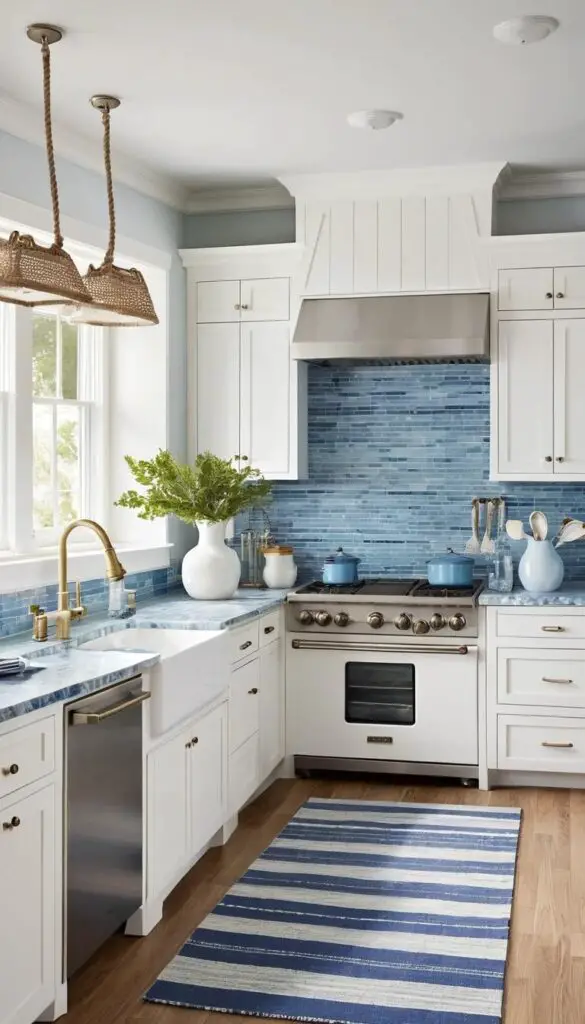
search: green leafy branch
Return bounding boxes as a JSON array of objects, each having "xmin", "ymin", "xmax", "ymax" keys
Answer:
[{"xmin": 115, "ymin": 449, "xmax": 272, "ymax": 525}]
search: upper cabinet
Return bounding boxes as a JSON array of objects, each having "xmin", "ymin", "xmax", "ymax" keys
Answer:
[
  {"xmin": 181, "ymin": 244, "xmax": 307, "ymax": 481},
  {"xmin": 498, "ymin": 267, "xmax": 585, "ymax": 311},
  {"xmin": 491, "ymin": 255, "xmax": 585, "ymax": 481}
]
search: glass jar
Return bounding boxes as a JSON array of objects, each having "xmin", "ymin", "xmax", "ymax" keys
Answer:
[
  {"xmin": 263, "ymin": 545, "xmax": 298, "ymax": 589},
  {"xmin": 488, "ymin": 502, "xmax": 514, "ymax": 593}
]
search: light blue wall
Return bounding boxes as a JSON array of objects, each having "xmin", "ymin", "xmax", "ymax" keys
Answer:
[
  {"xmin": 497, "ymin": 197, "xmax": 585, "ymax": 235},
  {"xmin": 182, "ymin": 207, "xmax": 295, "ymax": 248}
]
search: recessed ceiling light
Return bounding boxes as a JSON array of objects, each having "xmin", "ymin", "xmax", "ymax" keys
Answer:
[
  {"xmin": 347, "ymin": 109, "xmax": 403, "ymax": 131},
  {"xmin": 493, "ymin": 15, "xmax": 559, "ymax": 45}
]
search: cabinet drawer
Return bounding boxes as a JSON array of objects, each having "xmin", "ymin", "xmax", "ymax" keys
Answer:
[
  {"xmin": 229, "ymin": 621, "xmax": 259, "ymax": 663},
  {"xmin": 229, "ymin": 733, "xmax": 259, "ymax": 816},
  {"xmin": 196, "ymin": 280, "xmax": 241, "ymax": 322},
  {"xmin": 498, "ymin": 714, "xmax": 585, "ymax": 772},
  {"xmin": 0, "ymin": 717, "xmax": 55, "ymax": 798},
  {"xmin": 229, "ymin": 657, "xmax": 260, "ymax": 753},
  {"xmin": 495, "ymin": 611, "xmax": 585, "ymax": 641},
  {"xmin": 259, "ymin": 609, "xmax": 281, "ymax": 648},
  {"xmin": 497, "ymin": 649, "xmax": 585, "ymax": 708},
  {"xmin": 498, "ymin": 268, "xmax": 553, "ymax": 311}
]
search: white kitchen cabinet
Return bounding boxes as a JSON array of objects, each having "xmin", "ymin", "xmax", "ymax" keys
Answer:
[
  {"xmin": 196, "ymin": 323, "xmax": 240, "ymax": 460},
  {"xmin": 496, "ymin": 319, "xmax": 554, "ymax": 476},
  {"xmin": 498, "ymin": 268, "xmax": 554, "ymax": 311},
  {"xmin": 197, "ymin": 280, "xmax": 241, "ymax": 323},
  {"xmin": 553, "ymin": 320, "xmax": 585, "ymax": 474},
  {"xmin": 0, "ymin": 782, "xmax": 55, "ymax": 1024},
  {"xmin": 147, "ymin": 730, "xmax": 189, "ymax": 899},
  {"xmin": 553, "ymin": 267, "xmax": 585, "ymax": 309},
  {"xmin": 240, "ymin": 322, "xmax": 292, "ymax": 476},
  {"xmin": 189, "ymin": 704, "xmax": 227, "ymax": 856},
  {"xmin": 229, "ymin": 657, "xmax": 260, "ymax": 754},
  {"xmin": 259, "ymin": 639, "xmax": 285, "ymax": 779},
  {"xmin": 147, "ymin": 702, "xmax": 227, "ymax": 901}
]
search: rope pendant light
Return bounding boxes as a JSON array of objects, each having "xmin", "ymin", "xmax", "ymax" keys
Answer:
[
  {"xmin": 69, "ymin": 95, "xmax": 158, "ymax": 326},
  {"xmin": 0, "ymin": 25, "xmax": 92, "ymax": 307}
]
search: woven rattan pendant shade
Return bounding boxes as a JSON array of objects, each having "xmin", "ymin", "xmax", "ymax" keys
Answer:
[
  {"xmin": 71, "ymin": 96, "xmax": 158, "ymax": 327},
  {"xmin": 0, "ymin": 26, "xmax": 91, "ymax": 308}
]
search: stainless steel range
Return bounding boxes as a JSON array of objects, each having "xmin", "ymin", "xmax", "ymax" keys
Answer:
[{"xmin": 286, "ymin": 578, "xmax": 483, "ymax": 782}]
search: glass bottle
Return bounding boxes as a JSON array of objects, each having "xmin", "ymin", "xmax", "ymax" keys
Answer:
[{"xmin": 488, "ymin": 501, "xmax": 514, "ymax": 592}]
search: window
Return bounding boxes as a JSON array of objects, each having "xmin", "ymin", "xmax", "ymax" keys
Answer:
[{"xmin": 0, "ymin": 305, "xmax": 106, "ymax": 554}]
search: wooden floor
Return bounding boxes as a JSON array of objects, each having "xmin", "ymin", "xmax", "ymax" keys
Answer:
[{"xmin": 61, "ymin": 776, "xmax": 585, "ymax": 1024}]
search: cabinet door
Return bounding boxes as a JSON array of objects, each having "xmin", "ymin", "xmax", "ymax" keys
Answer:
[
  {"xmin": 229, "ymin": 657, "xmax": 261, "ymax": 753},
  {"xmin": 553, "ymin": 267, "xmax": 585, "ymax": 310},
  {"xmin": 197, "ymin": 280, "xmax": 241, "ymax": 322},
  {"xmin": 259, "ymin": 640, "xmax": 284, "ymax": 780},
  {"xmin": 240, "ymin": 278, "xmax": 289, "ymax": 321},
  {"xmin": 189, "ymin": 704, "xmax": 227, "ymax": 856},
  {"xmin": 498, "ymin": 268, "xmax": 553, "ymax": 311},
  {"xmin": 240, "ymin": 322, "xmax": 291, "ymax": 476},
  {"xmin": 497, "ymin": 320, "xmax": 554, "ymax": 475},
  {"xmin": 147, "ymin": 733, "xmax": 189, "ymax": 898},
  {"xmin": 0, "ymin": 784, "xmax": 55, "ymax": 1024},
  {"xmin": 553, "ymin": 319, "xmax": 585, "ymax": 475},
  {"xmin": 197, "ymin": 323, "xmax": 241, "ymax": 460}
]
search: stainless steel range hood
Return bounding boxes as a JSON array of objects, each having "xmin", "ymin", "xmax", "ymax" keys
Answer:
[{"xmin": 291, "ymin": 293, "xmax": 489, "ymax": 363}]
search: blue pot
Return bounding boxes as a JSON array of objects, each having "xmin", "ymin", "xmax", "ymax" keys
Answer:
[
  {"xmin": 427, "ymin": 552, "xmax": 475, "ymax": 587},
  {"xmin": 322, "ymin": 547, "xmax": 361, "ymax": 585}
]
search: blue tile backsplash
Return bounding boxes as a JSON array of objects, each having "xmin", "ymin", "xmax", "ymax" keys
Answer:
[
  {"xmin": 0, "ymin": 564, "xmax": 180, "ymax": 639},
  {"xmin": 264, "ymin": 363, "xmax": 585, "ymax": 581}
]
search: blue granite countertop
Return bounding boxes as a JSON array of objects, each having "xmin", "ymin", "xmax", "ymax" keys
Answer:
[
  {"xmin": 479, "ymin": 583, "xmax": 585, "ymax": 606},
  {"xmin": 0, "ymin": 588, "xmax": 288, "ymax": 723}
]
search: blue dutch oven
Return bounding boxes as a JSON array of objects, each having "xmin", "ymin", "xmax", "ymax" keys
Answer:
[
  {"xmin": 322, "ymin": 547, "xmax": 361, "ymax": 585},
  {"xmin": 427, "ymin": 550, "xmax": 474, "ymax": 587}
]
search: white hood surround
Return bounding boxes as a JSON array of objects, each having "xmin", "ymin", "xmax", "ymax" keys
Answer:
[{"xmin": 280, "ymin": 163, "xmax": 507, "ymax": 299}]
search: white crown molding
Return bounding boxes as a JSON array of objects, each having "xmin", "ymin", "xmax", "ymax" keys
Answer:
[
  {"xmin": 184, "ymin": 184, "xmax": 294, "ymax": 213},
  {"xmin": 0, "ymin": 94, "xmax": 189, "ymax": 211},
  {"xmin": 498, "ymin": 169, "xmax": 585, "ymax": 201},
  {"xmin": 279, "ymin": 163, "xmax": 508, "ymax": 200},
  {"xmin": 179, "ymin": 241, "xmax": 303, "ymax": 271}
]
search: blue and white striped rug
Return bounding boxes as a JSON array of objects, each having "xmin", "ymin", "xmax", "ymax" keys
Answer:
[{"xmin": 145, "ymin": 797, "xmax": 521, "ymax": 1023}]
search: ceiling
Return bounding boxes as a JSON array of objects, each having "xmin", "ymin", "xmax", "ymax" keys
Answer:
[{"xmin": 0, "ymin": 0, "xmax": 583, "ymax": 208}]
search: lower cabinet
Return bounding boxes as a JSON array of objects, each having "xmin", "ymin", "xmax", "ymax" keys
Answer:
[
  {"xmin": 147, "ymin": 702, "xmax": 227, "ymax": 900},
  {"xmin": 259, "ymin": 639, "xmax": 285, "ymax": 779},
  {"xmin": 0, "ymin": 782, "xmax": 55, "ymax": 1024}
]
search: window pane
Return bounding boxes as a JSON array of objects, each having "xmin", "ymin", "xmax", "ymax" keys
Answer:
[
  {"xmin": 61, "ymin": 322, "xmax": 78, "ymax": 400},
  {"xmin": 33, "ymin": 404, "xmax": 54, "ymax": 529},
  {"xmin": 57, "ymin": 405, "xmax": 80, "ymax": 524},
  {"xmin": 32, "ymin": 315, "xmax": 57, "ymax": 397}
]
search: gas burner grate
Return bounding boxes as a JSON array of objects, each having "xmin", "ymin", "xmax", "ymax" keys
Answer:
[
  {"xmin": 412, "ymin": 580, "xmax": 484, "ymax": 600},
  {"xmin": 297, "ymin": 580, "xmax": 366, "ymax": 595}
]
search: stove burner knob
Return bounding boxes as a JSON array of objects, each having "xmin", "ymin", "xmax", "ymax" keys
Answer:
[
  {"xmin": 367, "ymin": 611, "xmax": 385, "ymax": 630},
  {"xmin": 449, "ymin": 613, "xmax": 467, "ymax": 632},
  {"xmin": 413, "ymin": 619, "xmax": 430, "ymax": 635},
  {"xmin": 315, "ymin": 610, "xmax": 332, "ymax": 627},
  {"xmin": 334, "ymin": 612, "xmax": 350, "ymax": 627},
  {"xmin": 430, "ymin": 613, "xmax": 445, "ymax": 631},
  {"xmin": 298, "ymin": 610, "xmax": 314, "ymax": 625},
  {"xmin": 394, "ymin": 613, "xmax": 412, "ymax": 631}
]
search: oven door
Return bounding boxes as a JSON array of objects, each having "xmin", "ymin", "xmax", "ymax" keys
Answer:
[{"xmin": 286, "ymin": 636, "xmax": 478, "ymax": 765}]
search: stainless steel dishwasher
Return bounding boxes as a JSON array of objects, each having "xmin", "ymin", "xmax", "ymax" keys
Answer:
[{"xmin": 65, "ymin": 676, "xmax": 150, "ymax": 977}]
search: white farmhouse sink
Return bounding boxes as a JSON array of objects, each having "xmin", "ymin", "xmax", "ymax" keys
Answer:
[{"xmin": 80, "ymin": 628, "xmax": 229, "ymax": 735}]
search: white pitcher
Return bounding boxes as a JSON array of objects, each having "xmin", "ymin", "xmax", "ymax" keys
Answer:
[{"xmin": 518, "ymin": 537, "xmax": 564, "ymax": 593}]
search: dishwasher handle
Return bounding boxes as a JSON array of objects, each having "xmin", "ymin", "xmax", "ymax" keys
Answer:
[{"xmin": 71, "ymin": 690, "xmax": 150, "ymax": 726}]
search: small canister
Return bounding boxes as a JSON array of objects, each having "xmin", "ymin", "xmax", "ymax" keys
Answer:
[{"xmin": 263, "ymin": 545, "xmax": 298, "ymax": 589}]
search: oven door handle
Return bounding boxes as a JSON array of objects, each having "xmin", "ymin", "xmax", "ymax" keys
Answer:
[{"xmin": 290, "ymin": 639, "xmax": 475, "ymax": 655}]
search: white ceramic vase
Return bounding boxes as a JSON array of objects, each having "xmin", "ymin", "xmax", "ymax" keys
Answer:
[
  {"xmin": 182, "ymin": 520, "xmax": 240, "ymax": 600},
  {"xmin": 518, "ymin": 537, "xmax": 564, "ymax": 593}
]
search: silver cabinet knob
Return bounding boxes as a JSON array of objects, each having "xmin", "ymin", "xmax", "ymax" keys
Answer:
[
  {"xmin": 430, "ymin": 613, "xmax": 445, "ymax": 631},
  {"xmin": 545, "ymin": 292, "xmax": 553, "ymax": 299},
  {"xmin": 413, "ymin": 619, "xmax": 430, "ymax": 635},
  {"xmin": 367, "ymin": 612, "xmax": 384, "ymax": 629},
  {"xmin": 544, "ymin": 455, "xmax": 553, "ymax": 462},
  {"xmin": 394, "ymin": 613, "xmax": 412, "ymax": 631},
  {"xmin": 315, "ymin": 610, "xmax": 332, "ymax": 627},
  {"xmin": 241, "ymin": 303, "xmax": 250, "ymax": 310},
  {"xmin": 556, "ymin": 292, "xmax": 564, "ymax": 299},
  {"xmin": 298, "ymin": 610, "xmax": 314, "ymax": 625},
  {"xmin": 334, "ymin": 612, "xmax": 350, "ymax": 627},
  {"xmin": 556, "ymin": 456, "xmax": 565, "ymax": 462},
  {"xmin": 449, "ymin": 613, "xmax": 467, "ymax": 631}
]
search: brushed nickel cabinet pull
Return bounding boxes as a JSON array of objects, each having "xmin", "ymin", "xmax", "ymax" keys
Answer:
[
  {"xmin": 542, "ymin": 677, "xmax": 573, "ymax": 684},
  {"xmin": 234, "ymin": 303, "xmax": 241, "ymax": 310},
  {"xmin": 544, "ymin": 456, "xmax": 553, "ymax": 462},
  {"xmin": 248, "ymin": 687, "xmax": 259, "ymax": 695},
  {"xmin": 545, "ymin": 292, "xmax": 553, "ymax": 299},
  {"xmin": 191, "ymin": 736, "xmax": 199, "ymax": 745},
  {"xmin": 556, "ymin": 292, "xmax": 565, "ymax": 299},
  {"xmin": 556, "ymin": 456, "xmax": 565, "ymax": 463},
  {"xmin": 2, "ymin": 815, "xmax": 20, "ymax": 831},
  {"xmin": 541, "ymin": 625, "xmax": 565, "ymax": 632},
  {"xmin": 239, "ymin": 640, "xmax": 253, "ymax": 650},
  {"xmin": 241, "ymin": 303, "xmax": 250, "ymax": 310},
  {"xmin": 185, "ymin": 740, "xmax": 192, "ymax": 749},
  {"xmin": 1, "ymin": 763, "xmax": 19, "ymax": 777},
  {"xmin": 541, "ymin": 741, "xmax": 574, "ymax": 749},
  {"xmin": 264, "ymin": 625, "xmax": 275, "ymax": 634}
]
